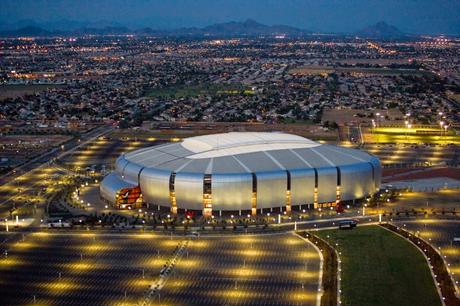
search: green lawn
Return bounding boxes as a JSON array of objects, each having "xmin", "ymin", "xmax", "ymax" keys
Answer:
[
  {"xmin": 367, "ymin": 127, "xmax": 460, "ymax": 144},
  {"xmin": 145, "ymin": 83, "xmax": 253, "ymax": 98},
  {"xmin": 315, "ymin": 225, "xmax": 441, "ymax": 306},
  {"xmin": 370, "ymin": 133, "xmax": 460, "ymax": 144}
]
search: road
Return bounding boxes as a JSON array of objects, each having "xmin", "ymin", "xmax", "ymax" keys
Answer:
[
  {"xmin": 0, "ymin": 126, "xmax": 113, "ymax": 218},
  {"xmin": 0, "ymin": 125, "xmax": 112, "ymax": 186}
]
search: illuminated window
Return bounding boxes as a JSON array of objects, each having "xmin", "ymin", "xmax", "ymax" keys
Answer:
[
  {"xmin": 169, "ymin": 172, "xmax": 177, "ymax": 214},
  {"xmin": 203, "ymin": 174, "xmax": 212, "ymax": 216}
]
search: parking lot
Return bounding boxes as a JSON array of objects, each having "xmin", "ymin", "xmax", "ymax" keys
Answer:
[
  {"xmin": 0, "ymin": 232, "xmax": 181, "ymax": 305},
  {"xmin": 0, "ymin": 232, "xmax": 321, "ymax": 306},
  {"xmin": 159, "ymin": 233, "xmax": 321, "ymax": 306},
  {"xmin": 363, "ymin": 143, "xmax": 460, "ymax": 167},
  {"xmin": 58, "ymin": 136, "xmax": 157, "ymax": 172},
  {"xmin": 393, "ymin": 219, "xmax": 460, "ymax": 289}
]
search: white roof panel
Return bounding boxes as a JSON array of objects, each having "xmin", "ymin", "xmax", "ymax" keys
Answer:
[
  {"xmin": 182, "ymin": 132, "xmax": 320, "ymax": 158},
  {"xmin": 122, "ymin": 132, "xmax": 376, "ymax": 174}
]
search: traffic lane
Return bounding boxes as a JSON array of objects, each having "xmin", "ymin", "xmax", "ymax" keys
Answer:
[{"xmin": 276, "ymin": 214, "xmax": 381, "ymax": 232}]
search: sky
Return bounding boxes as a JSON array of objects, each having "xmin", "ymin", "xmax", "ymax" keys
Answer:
[{"xmin": 0, "ymin": 0, "xmax": 459, "ymax": 34}]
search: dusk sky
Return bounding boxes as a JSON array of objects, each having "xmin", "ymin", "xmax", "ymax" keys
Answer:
[{"xmin": 0, "ymin": 0, "xmax": 459, "ymax": 34}]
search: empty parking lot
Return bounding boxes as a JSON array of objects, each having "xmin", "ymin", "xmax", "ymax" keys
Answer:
[{"xmin": 0, "ymin": 231, "xmax": 321, "ymax": 306}]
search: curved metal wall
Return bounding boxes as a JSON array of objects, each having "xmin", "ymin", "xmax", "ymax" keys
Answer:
[
  {"xmin": 122, "ymin": 162, "xmax": 143, "ymax": 185},
  {"xmin": 174, "ymin": 172, "xmax": 203, "ymax": 210},
  {"xmin": 140, "ymin": 168, "xmax": 171, "ymax": 206},
  {"xmin": 370, "ymin": 157, "xmax": 382, "ymax": 190},
  {"xmin": 316, "ymin": 167, "xmax": 338, "ymax": 203},
  {"xmin": 107, "ymin": 155, "xmax": 381, "ymax": 210},
  {"xmin": 290, "ymin": 168, "xmax": 316, "ymax": 206},
  {"xmin": 100, "ymin": 172, "xmax": 134, "ymax": 204},
  {"xmin": 340, "ymin": 163, "xmax": 373, "ymax": 201},
  {"xmin": 256, "ymin": 170, "xmax": 287, "ymax": 208},
  {"xmin": 115, "ymin": 155, "xmax": 129, "ymax": 176},
  {"xmin": 212, "ymin": 173, "xmax": 253, "ymax": 211}
]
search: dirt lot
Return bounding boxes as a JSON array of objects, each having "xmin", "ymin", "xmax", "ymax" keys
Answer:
[
  {"xmin": 289, "ymin": 65, "xmax": 432, "ymax": 76},
  {"xmin": 334, "ymin": 58, "xmax": 411, "ymax": 65},
  {"xmin": 289, "ymin": 66, "xmax": 334, "ymax": 75},
  {"xmin": 115, "ymin": 122, "xmax": 338, "ymax": 141},
  {"xmin": 0, "ymin": 84, "xmax": 65, "ymax": 100},
  {"xmin": 383, "ymin": 167, "xmax": 460, "ymax": 182},
  {"xmin": 322, "ymin": 108, "xmax": 403, "ymax": 125},
  {"xmin": 0, "ymin": 134, "xmax": 71, "ymax": 162}
]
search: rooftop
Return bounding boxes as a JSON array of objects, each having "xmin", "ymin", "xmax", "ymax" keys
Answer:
[
  {"xmin": 182, "ymin": 132, "xmax": 320, "ymax": 159},
  {"xmin": 122, "ymin": 132, "xmax": 376, "ymax": 175}
]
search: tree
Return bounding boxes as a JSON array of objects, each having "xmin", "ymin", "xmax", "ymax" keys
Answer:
[{"xmin": 118, "ymin": 120, "xmax": 129, "ymax": 129}]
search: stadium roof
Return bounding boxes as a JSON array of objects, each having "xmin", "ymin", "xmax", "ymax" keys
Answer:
[
  {"xmin": 182, "ymin": 132, "xmax": 320, "ymax": 158},
  {"xmin": 122, "ymin": 132, "xmax": 376, "ymax": 175}
]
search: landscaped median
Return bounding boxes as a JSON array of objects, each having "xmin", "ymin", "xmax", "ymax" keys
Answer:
[
  {"xmin": 309, "ymin": 225, "xmax": 442, "ymax": 306},
  {"xmin": 296, "ymin": 231, "xmax": 339, "ymax": 306},
  {"xmin": 381, "ymin": 223, "xmax": 460, "ymax": 306}
]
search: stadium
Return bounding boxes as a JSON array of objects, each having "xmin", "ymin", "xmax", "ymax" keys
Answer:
[{"xmin": 100, "ymin": 132, "xmax": 381, "ymax": 215}]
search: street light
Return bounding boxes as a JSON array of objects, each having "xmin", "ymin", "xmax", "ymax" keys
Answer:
[{"xmin": 440, "ymin": 121, "xmax": 444, "ymax": 135}]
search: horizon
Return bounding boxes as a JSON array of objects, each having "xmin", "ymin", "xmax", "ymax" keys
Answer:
[
  {"xmin": 0, "ymin": 19, "xmax": 457, "ymax": 38},
  {"xmin": 0, "ymin": 18, "xmax": 404, "ymax": 35},
  {"xmin": 0, "ymin": 0, "xmax": 459, "ymax": 35}
]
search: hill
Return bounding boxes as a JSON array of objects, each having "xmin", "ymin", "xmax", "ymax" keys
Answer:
[{"xmin": 356, "ymin": 21, "xmax": 406, "ymax": 38}]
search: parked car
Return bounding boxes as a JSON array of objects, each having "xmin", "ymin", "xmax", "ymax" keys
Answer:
[{"xmin": 338, "ymin": 219, "xmax": 358, "ymax": 229}]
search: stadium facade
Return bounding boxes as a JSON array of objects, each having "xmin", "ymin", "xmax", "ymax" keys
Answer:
[{"xmin": 100, "ymin": 132, "xmax": 381, "ymax": 215}]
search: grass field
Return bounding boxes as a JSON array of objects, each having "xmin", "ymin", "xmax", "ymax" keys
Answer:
[
  {"xmin": 365, "ymin": 127, "xmax": 460, "ymax": 144},
  {"xmin": 145, "ymin": 83, "xmax": 253, "ymax": 98},
  {"xmin": 316, "ymin": 225, "xmax": 441, "ymax": 306},
  {"xmin": 368, "ymin": 134, "xmax": 460, "ymax": 144}
]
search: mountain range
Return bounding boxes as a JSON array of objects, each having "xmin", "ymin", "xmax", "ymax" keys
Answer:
[
  {"xmin": 0, "ymin": 19, "xmax": 409, "ymax": 38},
  {"xmin": 356, "ymin": 21, "xmax": 405, "ymax": 38}
]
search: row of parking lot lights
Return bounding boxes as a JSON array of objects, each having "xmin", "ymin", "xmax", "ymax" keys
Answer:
[
  {"xmin": 427, "ymin": 234, "xmax": 459, "ymax": 287},
  {"xmin": 437, "ymin": 246, "xmax": 459, "ymax": 286}
]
